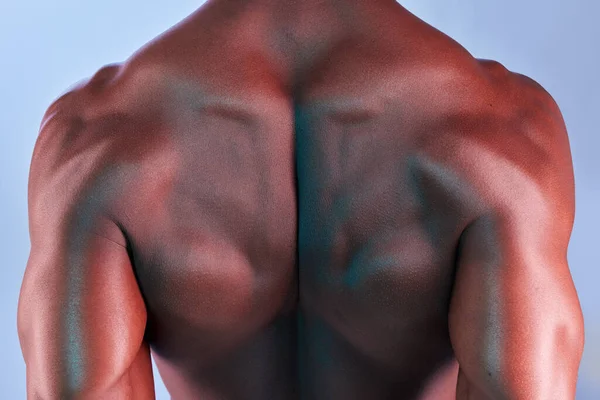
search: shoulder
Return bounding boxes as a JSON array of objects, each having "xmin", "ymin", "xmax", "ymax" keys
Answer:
[
  {"xmin": 475, "ymin": 59, "xmax": 567, "ymax": 134},
  {"xmin": 453, "ymin": 59, "xmax": 571, "ymax": 176},
  {"xmin": 421, "ymin": 63, "xmax": 574, "ymax": 220},
  {"xmin": 492, "ymin": 67, "xmax": 573, "ymax": 190},
  {"xmin": 28, "ymin": 64, "xmax": 130, "ymax": 224},
  {"xmin": 481, "ymin": 69, "xmax": 573, "ymax": 217},
  {"xmin": 30, "ymin": 88, "xmax": 87, "ymax": 198}
]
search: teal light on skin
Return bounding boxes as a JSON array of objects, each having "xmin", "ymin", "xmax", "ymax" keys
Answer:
[
  {"xmin": 64, "ymin": 279, "xmax": 84, "ymax": 392},
  {"xmin": 343, "ymin": 253, "xmax": 398, "ymax": 290},
  {"xmin": 62, "ymin": 163, "xmax": 127, "ymax": 393}
]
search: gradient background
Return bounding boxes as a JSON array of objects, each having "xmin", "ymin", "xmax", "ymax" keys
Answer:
[{"xmin": 1, "ymin": 0, "xmax": 597, "ymax": 398}]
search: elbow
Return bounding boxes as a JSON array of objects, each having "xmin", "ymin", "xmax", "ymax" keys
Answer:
[
  {"xmin": 504, "ymin": 317, "xmax": 585, "ymax": 400},
  {"xmin": 551, "ymin": 311, "xmax": 585, "ymax": 381},
  {"xmin": 470, "ymin": 317, "xmax": 586, "ymax": 399},
  {"xmin": 25, "ymin": 363, "xmax": 116, "ymax": 400},
  {"xmin": 564, "ymin": 308, "xmax": 585, "ymax": 360},
  {"xmin": 27, "ymin": 381, "xmax": 108, "ymax": 400}
]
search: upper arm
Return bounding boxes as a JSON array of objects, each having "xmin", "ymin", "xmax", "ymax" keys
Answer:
[
  {"xmin": 447, "ymin": 85, "xmax": 584, "ymax": 399},
  {"xmin": 17, "ymin": 97, "xmax": 154, "ymax": 399}
]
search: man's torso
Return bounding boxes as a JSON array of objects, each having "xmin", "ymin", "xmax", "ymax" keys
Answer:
[{"xmin": 45, "ymin": 2, "xmax": 550, "ymax": 398}]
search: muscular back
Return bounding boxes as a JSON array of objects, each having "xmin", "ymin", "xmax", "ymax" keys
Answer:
[{"xmin": 18, "ymin": 1, "xmax": 584, "ymax": 399}]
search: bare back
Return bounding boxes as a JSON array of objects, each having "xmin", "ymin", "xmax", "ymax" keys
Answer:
[{"xmin": 18, "ymin": 1, "xmax": 584, "ymax": 399}]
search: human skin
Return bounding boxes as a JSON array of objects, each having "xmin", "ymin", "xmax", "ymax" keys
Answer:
[{"xmin": 17, "ymin": 0, "xmax": 584, "ymax": 398}]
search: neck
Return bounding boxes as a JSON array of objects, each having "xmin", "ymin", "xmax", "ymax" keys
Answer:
[
  {"xmin": 200, "ymin": 0, "xmax": 403, "ymax": 30},
  {"xmin": 193, "ymin": 0, "xmax": 407, "ymax": 78}
]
